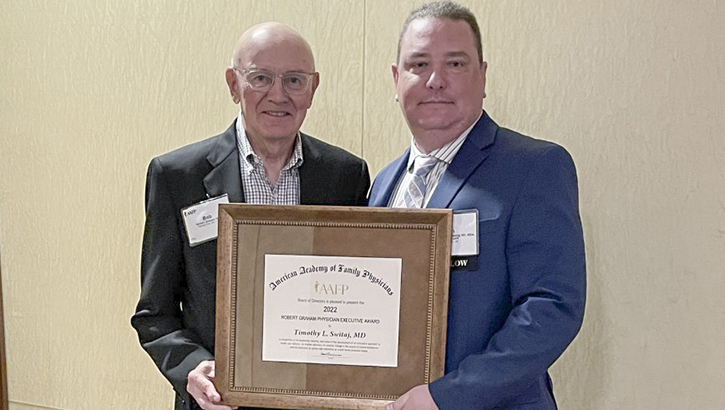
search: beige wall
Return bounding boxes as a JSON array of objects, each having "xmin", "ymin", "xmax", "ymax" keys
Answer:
[{"xmin": 1, "ymin": 1, "xmax": 723, "ymax": 409}]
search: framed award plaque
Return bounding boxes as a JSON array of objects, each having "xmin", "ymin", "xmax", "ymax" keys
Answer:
[{"xmin": 214, "ymin": 204, "xmax": 451, "ymax": 410}]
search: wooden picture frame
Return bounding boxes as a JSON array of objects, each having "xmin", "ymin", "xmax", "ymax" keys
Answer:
[
  {"xmin": 214, "ymin": 205, "xmax": 452, "ymax": 410},
  {"xmin": 0, "ymin": 252, "xmax": 7, "ymax": 410}
]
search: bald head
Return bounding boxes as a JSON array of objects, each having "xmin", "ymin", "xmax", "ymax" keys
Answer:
[
  {"xmin": 232, "ymin": 22, "xmax": 315, "ymax": 72},
  {"xmin": 225, "ymin": 22, "xmax": 320, "ymax": 149}
]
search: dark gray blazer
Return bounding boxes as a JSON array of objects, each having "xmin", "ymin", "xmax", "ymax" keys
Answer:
[{"xmin": 131, "ymin": 121, "xmax": 370, "ymax": 410}]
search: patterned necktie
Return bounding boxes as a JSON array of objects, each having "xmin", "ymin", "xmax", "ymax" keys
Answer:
[{"xmin": 404, "ymin": 155, "xmax": 438, "ymax": 208}]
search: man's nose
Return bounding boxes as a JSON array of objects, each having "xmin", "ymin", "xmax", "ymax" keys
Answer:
[
  {"xmin": 426, "ymin": 69, "xmax": 446, "ymax": 89},
  {"xmin": 267, "ymin": 76, "xmax": 289, "ymax": 101}
]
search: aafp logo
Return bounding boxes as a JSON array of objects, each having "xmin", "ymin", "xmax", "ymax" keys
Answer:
[{"xmin": 314, "ymin": 281, "xmax": 349, "ymax": 295}]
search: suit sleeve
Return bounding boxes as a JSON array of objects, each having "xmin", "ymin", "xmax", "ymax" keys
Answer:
[
  {"xmin": 429, "ymin": 145, "xmax": 586, "ymax": 409},
  {"xmin": 131, "ymin": 158, "xmax": 213, "ymax": 405}
]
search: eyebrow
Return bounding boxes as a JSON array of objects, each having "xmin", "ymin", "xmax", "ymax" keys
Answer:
[
  {"xmin": 247, "ymin": 66, "xmax": 314, "ymax": 74},
  {"xmin": 406, "ymin": 52, "xmax": 430, "ymax": 60},
  {"xmin": 405, "ymin": 51, "xmax": 472, "ymax": 60},
  {"xmin": 444, "ymin": 51, "xmax": 471, "ymax": 59}
]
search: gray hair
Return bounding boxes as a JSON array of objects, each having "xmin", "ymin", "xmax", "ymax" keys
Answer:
[{"xmin": 396, "ymin": 1, "xmax": 483, "ymax": 64}]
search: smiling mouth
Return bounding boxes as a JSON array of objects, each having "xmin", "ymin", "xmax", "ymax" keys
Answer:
[{"xmin": 263, "ymin": 110, "xmax": 291, "ymax": 117}]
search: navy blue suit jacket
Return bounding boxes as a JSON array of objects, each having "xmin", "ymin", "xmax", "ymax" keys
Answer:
[{"xmin": 368, "ymin": 112, "xmax": 585, "ymax": 410}]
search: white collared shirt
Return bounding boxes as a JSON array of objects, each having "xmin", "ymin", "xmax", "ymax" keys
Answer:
[
  {"xmin": 235, "ymin": 112, "xmax": 303, "ymax": 205},
  {"xmin": 388, "ymin": 112, "xmax": 482, "ymax": 208}
]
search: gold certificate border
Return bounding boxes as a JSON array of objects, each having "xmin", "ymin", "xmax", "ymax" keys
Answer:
[{"xmin": 215, "ymin": 205, "xmax": 452, "ymax": 410}]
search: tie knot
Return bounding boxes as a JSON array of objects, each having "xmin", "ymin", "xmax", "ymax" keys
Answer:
[{"xmin": 411, "ymin": 155, "xmax": 438, "ymax": 178}]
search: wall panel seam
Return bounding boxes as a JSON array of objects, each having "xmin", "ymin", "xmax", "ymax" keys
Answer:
[{"xmin": 361, "ymin": 0, "xmax": 367, "ymax": 158}]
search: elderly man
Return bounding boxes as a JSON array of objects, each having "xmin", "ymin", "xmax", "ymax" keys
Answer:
[
  {"xmin": 131, "ymin": 23, "xmax": 370, "ymax": 410},
  {"xmin": 369, "ymin": 2, "xmax": 586, "ymax": 409}
]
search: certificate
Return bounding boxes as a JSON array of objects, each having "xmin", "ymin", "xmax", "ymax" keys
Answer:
[
  {"xmin": 214, "ymin": 205, "xmax": 452, "ymax": 410},
  {"xmin": 262, "ymin": 254, "xmax": 402, "ymax": 367}
]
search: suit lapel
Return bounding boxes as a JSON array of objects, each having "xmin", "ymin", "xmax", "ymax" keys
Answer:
[
  {"xmin": 298, "ymin": 134, "xmax": 325, "ymax": 204},
  {"xmin": 202, "ymin": 122, "xmax": 245, "ymax": 203},
  {"xmin": 427, "ymin": 113, "xmax": 498, "ymax": 209},
  {"xmin": 369, "ymin": 149, "xmax": 410, "ymax": 207}
]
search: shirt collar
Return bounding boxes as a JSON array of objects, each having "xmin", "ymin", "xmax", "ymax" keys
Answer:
[
  {"xmin": 406, "ymin": 111, "xmax": 483, "ymax": 172},
  {"xmin": 235, "ymin": 111, "xmax": 304, "ymax": 175}
]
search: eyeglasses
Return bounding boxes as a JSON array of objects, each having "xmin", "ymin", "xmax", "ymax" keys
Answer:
[{"xmin": 234, "ymin": 67, "xmax": 316, "ymax": 95}]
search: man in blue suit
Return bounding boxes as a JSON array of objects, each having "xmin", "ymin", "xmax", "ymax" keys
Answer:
[{"xmin": 370, "ymin": 2, "xmax": 586, "ymax": 409}]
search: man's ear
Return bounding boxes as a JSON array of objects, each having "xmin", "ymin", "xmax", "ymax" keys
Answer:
[
  {"xmin": 392, "ymin": 63, "xmax": 401, "ymax": 102},
  {"xmin": 225, "ymin": 67, "xmax": 240, "ymax": 104},
  {"xmin": 307, "ymin": 72, "xmax": 320, "ymax": 108},
  {"xmin": 480, "ymin": 61, "xmax": 488, "ymax": 99}
]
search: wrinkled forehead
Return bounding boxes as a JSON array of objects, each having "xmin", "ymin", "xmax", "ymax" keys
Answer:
[{"xmin": 236, "ymin": 31, "xmax": 315, "ymax": 72}]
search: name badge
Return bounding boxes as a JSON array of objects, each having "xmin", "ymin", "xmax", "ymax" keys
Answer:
[
  {"xmin": 181, "ymin": 194, "xmax": 229, "ymax": 247},
  {"xmin": 451, "ymin": 209, "xmax": 478, "ymax": 256},
  {"xmin": 451, "ymin": 209, "xmax": 479, "ymax": 271}
]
